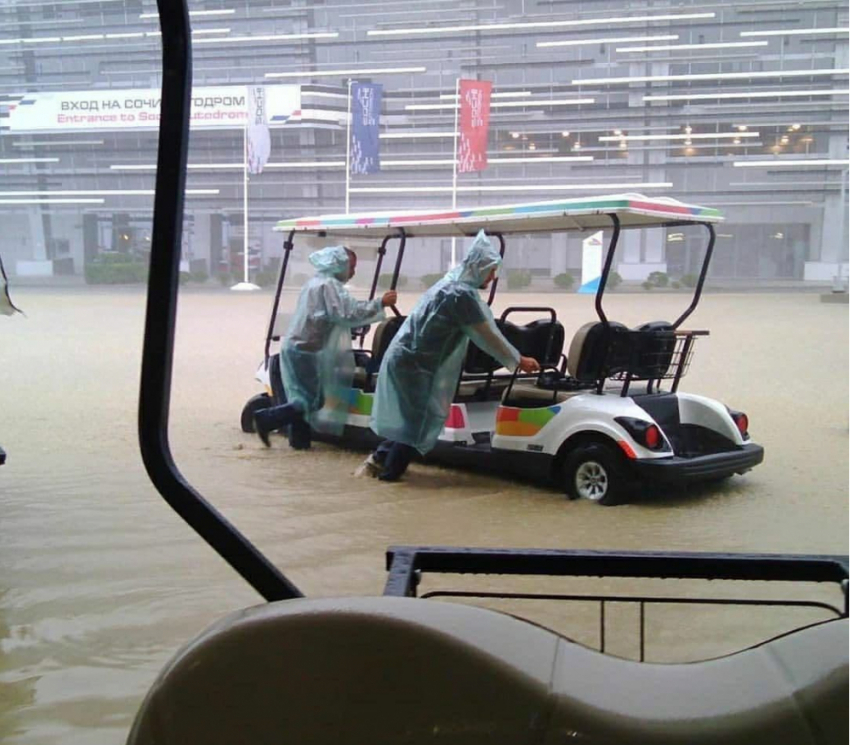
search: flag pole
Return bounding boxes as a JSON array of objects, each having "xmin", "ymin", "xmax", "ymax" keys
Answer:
[
  {"xmin": 451, "ymin": 76, "xmax": 460, "ymax": 267},
  {"xmin": 231, "ymin": 118, "xmax": 259, "ymax": 290},
  {"xmin": 345, "ymin": 78, "xmax": 353, "ymax": 214},
  {"xmin": 243, "ymin": 125, "xmax": 249, "ymax": 283}
]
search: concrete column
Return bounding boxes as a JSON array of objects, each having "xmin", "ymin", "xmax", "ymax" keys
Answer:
[
  {"xmin": 26, "ymin": 207, "xmax": 48, "ymax": 261},
  {"xmin": 550, "ymin": 233, "xmax": 569, "ymax": 276},
  {"xmin": 811, "ymin": 133, "xmax": 849, "ymax": 279},
  {"xmin": 818, "ymin": 191, "xmax": 848, "ymax": 264},
  {"xmin": 190, "ymin": 212, "xmax": 211, "ymax": 271}
]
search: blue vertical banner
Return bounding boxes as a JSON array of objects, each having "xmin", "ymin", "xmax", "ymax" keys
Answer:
[{"xmin": 350, "ymin": 82, "xmax": 382, "ymax": 175}]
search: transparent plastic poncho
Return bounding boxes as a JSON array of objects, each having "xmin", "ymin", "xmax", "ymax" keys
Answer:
[
  {"xmin": 280, "ymin": 245, "xmax": 385, "ymax": 435},
  {"xmin": 371, "ymin": 231, "xmax": 521, "ymax": 454}
]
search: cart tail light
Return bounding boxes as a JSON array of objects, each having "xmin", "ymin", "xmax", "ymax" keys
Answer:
[
  {"xmin": 644, "ymin": 424, "xmax": 661, "ymax": 449},
  {"xmin": 445, "ymin": 405, "xmax": 466, "ymax": 429},
  {"xmin": 729, "ymin": 410, "xmax": 749, "ymax": 439},
  {"xmin": 615, "ymin": 417, "xmax": 667, "ymax": 451}
]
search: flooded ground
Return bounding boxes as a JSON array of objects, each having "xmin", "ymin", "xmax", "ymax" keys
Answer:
[{"xmin": 1, "ymin": 285, "xmax": 847, "ymax": 744}]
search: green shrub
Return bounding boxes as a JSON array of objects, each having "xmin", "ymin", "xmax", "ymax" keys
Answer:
[
  {"xmin": 553, "ymin": 272, "xmax": 575, "ymax": 290},
  {"xmin": 84, "ymin": 260, "xmax": 148, "ymax": 285},
  {"xmin": 506, "ymin": 268, "xmax": 532, "ymax": 290},
  {"xmin": 377, "ymin": 273, "xmax": 408, "ymax": 289},
  {"xmin": 95, "ymin": 252, "xmax": 134, "ymax": 265},
  {"xmin": 671, "ymin": 280, "xmax": 681, "ymax": 289},
  {"xmin": 189, "ymin": 269, "xmax": 209, "ymax": 284},
  {"xmin": 641, "ymin": 271, "xmax": 671, "ymax": 290},
  {"xmin": 647, "ymin": 271, "xmax": 669, "ymax": 288},
  {"xmin": 608, "ymin": 271, "xmax": 622, "ymax": 290},
  {"xmin": 179, "ymin": 271, "xmax": 191, "ymax": 285},
  {"xmin": 680, "ymin": 273, "xmax": 699, "ymax": 288},
  {"xmin": 218, "ymin": 271, "xmax": 233, "ymax": 286},
  {"xmin": 255, "ymin": 270, "xmax": 277, "ymax": 288},
  {"xmin": 421, "ymin": 273, "xmax": 444, "ymax": 289}
]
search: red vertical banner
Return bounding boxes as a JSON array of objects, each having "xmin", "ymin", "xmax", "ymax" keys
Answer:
[{"xmin": 457, "ymin": 79, "xmax": 492, "ymax": 173}]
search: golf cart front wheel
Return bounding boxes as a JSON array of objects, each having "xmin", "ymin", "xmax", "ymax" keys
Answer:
[
  {"xmin": 563, "ymin": 442, "xmax": 629, "ymax": 506},
  {"xmin": 241, "ymin": 393, "xmax": 272, "ymax": 433}
]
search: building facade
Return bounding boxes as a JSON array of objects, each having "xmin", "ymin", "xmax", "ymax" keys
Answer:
[{"xmin": 1, "ymin": 0, "xmax": 847, "ymax": 285}]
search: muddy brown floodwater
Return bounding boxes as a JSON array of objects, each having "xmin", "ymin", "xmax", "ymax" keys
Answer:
[{"xmin": 1, "ymin": 286, "xmax": 847, "ymax": 744}]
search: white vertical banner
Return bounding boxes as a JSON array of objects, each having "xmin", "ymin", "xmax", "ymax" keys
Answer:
[
  {"xmin": 232, "ymin": 87, "xmax": 271, "ymax": 290},
  {"xmin": 246, "ymin": 86, "xmax": 271, "ymax": 175},
  {"xmin": 578, "ymin": 230, "xmax": 604, "ymax": 294}
]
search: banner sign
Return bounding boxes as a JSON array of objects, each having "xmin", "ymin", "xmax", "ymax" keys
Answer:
[
  {"xmin": 578, "ymin": 230, "xmax": 604, "ymax": 294},
  {"xmin": 246, "ymin": 85, "xmax": 271, "ymax": 174},
  {"xmin": 457, "ymin": 79, "xmax": 492, "ymax": 173},
  {"xmin": 4, "ymin": 85, "xmax": 300, "ymax": 133},
  {"xmin": 350, "ymin": 82, "xmax": 382, "ymax": 175}
]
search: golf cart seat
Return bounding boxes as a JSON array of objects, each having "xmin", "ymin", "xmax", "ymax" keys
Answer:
[
  {"xmin": 627, "ymin": 321, "xmax": 677, "ymax": 380},
  {"xmin": 127, "ymin": 596, "xmax": 848, "ymax": 745},
  {"xmin": 566, "ymin": 321, "xmax": 681, "ymax": 386},
  {"xmin": 352, "ymin": 315, "xmax": 406, "ymax": 390},
  {"xmin": 466, "ymin": 317, "xmax": 565, "ymax": 374},
  {"xmin": 567, "ymin": 320, "xmax": 631, "ymax": 382},
  {"xmin": 459, "ymin": 316, "xmax": 566, "ymax": 401},
  {"xmin": 464, "ymin": 318, "xmax": 517, "ymax": 375}
]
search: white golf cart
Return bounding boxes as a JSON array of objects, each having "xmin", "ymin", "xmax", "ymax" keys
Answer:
[{"xmin": 242, "ymin": 194, "xmax": 763, "ymax": 505}]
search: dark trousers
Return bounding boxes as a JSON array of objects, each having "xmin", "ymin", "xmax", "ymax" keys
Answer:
[
  {"xmin": 374, "ymin": 440, "xmax": 417, "ymax": 481},
  {"xmin": 255, "ymin": 402, "xmax": 311, "ymax": 450}
]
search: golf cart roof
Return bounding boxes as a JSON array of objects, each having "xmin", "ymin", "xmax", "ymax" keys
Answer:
[{"xmin": 273, "ymin": 193, "xmax": 722, "ymax": 239}]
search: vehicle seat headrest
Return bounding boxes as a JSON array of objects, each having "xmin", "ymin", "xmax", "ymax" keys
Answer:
[
  {"xmin": 629, "ymin": 321, "xmax": 676, "ymax": 379},
  {"xmin": 465, "ymin": 319, "xmax": 565, "ymax": 374},
  {"xmin": 370, "ymin": 315, "xmax": 406, "ymax": 371},
  {"xmin": 567, "ymin": 321, "xmax": 630, "ymax": 382}
]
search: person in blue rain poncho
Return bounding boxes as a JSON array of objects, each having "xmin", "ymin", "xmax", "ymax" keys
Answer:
[
  {"xmin": 254, "ymin": 245, "xmax": 396, "ymax": 449},
  {"xmin": 360, "ymin": 230, "xmax": 540, "ymax": 482}
]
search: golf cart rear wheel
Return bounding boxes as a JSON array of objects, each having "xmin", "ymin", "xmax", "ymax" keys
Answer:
[
  {"xmin": 241, "ymin": 393, "xmax": 272, "ymax": 433},
  {"xmin": 564, "ymin": 442, "xmax": 628, "ymax": 506}
]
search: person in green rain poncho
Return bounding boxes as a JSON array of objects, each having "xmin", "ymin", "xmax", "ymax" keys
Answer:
[
  {"xmin": 360, "ymin": 230, "xmax": 540, "ymax": 482},
  {"xmin": 254, "ymin": 245, "xmax": 397, "ymax": 449}
]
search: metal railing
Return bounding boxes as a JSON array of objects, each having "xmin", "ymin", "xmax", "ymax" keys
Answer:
[{"xmin": 385, "ymin": 546, "xmax": 849, "ymax": 660}]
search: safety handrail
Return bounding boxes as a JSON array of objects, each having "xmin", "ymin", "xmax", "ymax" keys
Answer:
[{"xmin": 264, "ymin": 229, "xmax": 295, "ymax": 365}]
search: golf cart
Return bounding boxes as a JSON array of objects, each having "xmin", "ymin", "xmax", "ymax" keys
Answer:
[{"xmin": 241, "ymin": 195, "xmax": 763, "ymax": 505}]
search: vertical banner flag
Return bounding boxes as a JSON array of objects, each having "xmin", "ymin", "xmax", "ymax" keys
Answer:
[
  {"xmin": 578, "ymin": 231, "xmax": 604, "ymax": 294},
  {"xmin": 350, "ymin": 82, "xmax": 382, "ymax": 175},
  {"xmin": 246, "ymin": 85, "xmax": 271, "ymax": 174},
  {"xmin": 457, "ymin": 79, "xmax": 492, "ymax": 173}
]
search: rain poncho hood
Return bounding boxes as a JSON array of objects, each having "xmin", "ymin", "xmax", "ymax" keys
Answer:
[
  {"xmin": 444, "ymin": 230, "xmax": 503, "ymax": 287},
  {"xmin": 371, "ymin": 231, "xmax": 520, "ymax": 454},
  {"xmin": 309, "ymin": 245, "xmax": 352, "ymax": 280},
  {"xmin": 280, "ymin": 246, "xmax": 385, "ymax": 435}
]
